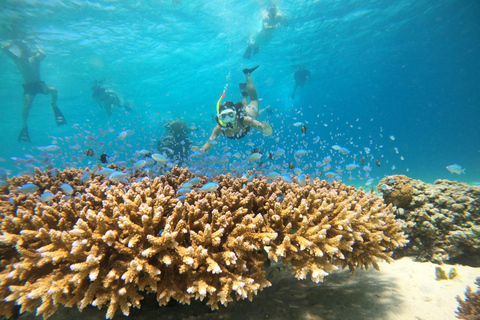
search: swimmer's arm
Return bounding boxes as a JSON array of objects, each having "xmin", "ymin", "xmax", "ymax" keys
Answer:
[
  {"xmin": 35, "ymin": 49, "xmax": 46, "ymax": 61},
  {"xmin": 200, "ymin": 125, "xmax": 222, "ymax": 152},
  {"xmin": 244, "ymin": 117, "xmax": 273, "ymax": 136},
  {"xmin": 1, "ymin": 41, "xmax": 17, "ymax": 59}
]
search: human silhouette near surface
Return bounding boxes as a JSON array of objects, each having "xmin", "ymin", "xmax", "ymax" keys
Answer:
[
  {"xmin": 291, "ymin": 65, "xmax": 311, "ymax": 99},
  {"xmin": 2, "ymin": 40, "xmax": 66, "ymax": 142},
  {"xmin": 243, "ymin": 5, "xmax": 288, "ymax": 59}
]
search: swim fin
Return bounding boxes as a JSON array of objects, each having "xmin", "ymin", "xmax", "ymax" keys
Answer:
[
  {"xmin": 18, "ymin": 126, "xmax": 31, "ymax": 143},
  {"xmin": 53, "ymin": 105, "xmax": 67, "ymax": 126},
  {"xmin": 243, "ymin": 66, "xmax": 259, "ymax": 75},
  {"xmin": 239, "ymin": 83, "xmax": 248, "ymax": 97}
]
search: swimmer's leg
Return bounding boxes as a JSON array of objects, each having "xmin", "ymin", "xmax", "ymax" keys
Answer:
[
  {"xmin": 45, "ymin": 85, "xmax": 67, "ymax": 125},
  {"xmin": 18, "ymin": 94, "xmax": 34, "ymax": 142},
  {"xmin": 243, "ymin": 44, "xmax": 252, "ymax": 59},
  {"xmin": 244, "ymin": 67, "xmax": 259, "ymax": 118}
]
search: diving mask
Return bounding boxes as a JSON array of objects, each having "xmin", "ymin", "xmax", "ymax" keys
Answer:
[{"xmin": 218, "ymin": 108, "xmax": 236, "ymax": 123}]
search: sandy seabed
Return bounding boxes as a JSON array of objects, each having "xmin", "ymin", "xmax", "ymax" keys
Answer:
[{"xmin": 17, "ymin": 257, "xmax": 479, "ymax": 320}]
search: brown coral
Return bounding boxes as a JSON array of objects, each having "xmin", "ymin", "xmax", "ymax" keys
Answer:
[
  {"xmin": 456, "ymin": 277, "xmax": 480, "ymax": 320},
  {"xmin": 379, "ymin": 175, "xmax": 414, "ymax": 208},
  {"xmin": 0, "ymin": 167, "xmax": 407, "ymax": 319},
  {"xmin": 377, "ymin": 175, "xmax": 480, "ymax": 264}
]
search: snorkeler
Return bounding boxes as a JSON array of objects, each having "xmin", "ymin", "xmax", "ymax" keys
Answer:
[
  {"xmin": 157, "ymin": 119, "xmax": 196, "ymax": 165},
  {"xmin": 243, "ymin": 5, "xmax": 289, "ymax": 59},
  {"xmin": 91, "ymin": 81, "xmax": 132, "ymax": 115},
  {"xmin": 291, "ymin": 65, "xmax": 311, "ymax": 99},
  {"xmin": 200, "ymin": 66, "xmax": 273, "ymax": 153},
  {"xmin": 2, "ymin": 40, "xmax": 67, "ymax": 142}
]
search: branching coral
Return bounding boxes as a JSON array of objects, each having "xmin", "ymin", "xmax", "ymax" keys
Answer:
[
  {"xmin": 456, "ymin": 277, "xmax": 480, "ymax": 320},
  {"xmin": 377, "ymin": 175, "xmax": 480, "ymax": 263},
  {"xmin": 0, "ymin": 167, "xmax": 407, "ymax": 319}
]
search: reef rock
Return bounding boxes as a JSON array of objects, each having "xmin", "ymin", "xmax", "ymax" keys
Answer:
[{"xmin": 377, "ymin": 175, "xmax": 480, "ymax": 264}]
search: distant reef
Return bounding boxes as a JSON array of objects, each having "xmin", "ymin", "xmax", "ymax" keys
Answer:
[{"xmin": 377, "ymin": 175, "xmax": 480, "ymax": 265}]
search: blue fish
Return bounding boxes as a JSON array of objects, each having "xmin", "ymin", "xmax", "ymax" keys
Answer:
[
  {"xmin": 60, "ymin": 183, "xmax": 74, "ymax": 195},
  {"xmin": 17, "ymin": 183, "xmax": 39, "ymax": 194},
  {"xmin": 40, "ymin": 192, "xmax": 55, "ymax": 203},
  {"xmin": 199, "ymin": 182, "xmax": 219, "ymax": 192}
]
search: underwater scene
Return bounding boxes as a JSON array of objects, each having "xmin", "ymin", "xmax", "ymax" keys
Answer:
[{"xmin": 0, "ymin": 1, "xmax": 479, "ymax": 320}]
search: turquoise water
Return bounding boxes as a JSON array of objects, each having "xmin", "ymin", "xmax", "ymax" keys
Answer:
[{"xmin": 0, "ymin": 0, "xmax": 479, "ymax": 187}]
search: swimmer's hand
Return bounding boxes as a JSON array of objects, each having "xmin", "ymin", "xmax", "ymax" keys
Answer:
[{"xmin": 262, "ymin": 122, "xmax": 273, "ymax": 136}]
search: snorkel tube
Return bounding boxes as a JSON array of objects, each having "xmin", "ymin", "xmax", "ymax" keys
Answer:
[{"xmin": 216, "ymin": 92, "xmax": 227, "ymax": 127}]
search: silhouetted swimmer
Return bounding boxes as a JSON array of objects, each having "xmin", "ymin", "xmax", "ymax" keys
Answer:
[
  {"xmin": 2, "ymin": 40, "xmax": 66, "ymax": 142},
  {"xmin": 291, "ymin": 65, "xmax": 311, "ymax": 99}
]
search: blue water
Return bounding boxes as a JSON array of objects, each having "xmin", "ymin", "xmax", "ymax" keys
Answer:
[{"xmin": 0, "ymin": 0, "xmax": 479, "ymax": 186}]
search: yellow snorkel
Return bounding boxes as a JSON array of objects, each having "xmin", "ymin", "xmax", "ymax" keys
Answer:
[{"xmin": 216, "ymin": 92, "xmax": 227, "ymax": 127}]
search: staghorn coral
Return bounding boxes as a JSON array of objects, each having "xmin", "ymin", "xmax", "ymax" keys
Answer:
[
  {"xmin": 377, "ymin": 175, "xmax": 480, "ymax": 263},
  {"xmin": 456, "ymin": 277, "xmax": 480, "ymax": 320},
  {"xmin": 0, "ymin": 167, "xmax": 407, "ymax": 319}
]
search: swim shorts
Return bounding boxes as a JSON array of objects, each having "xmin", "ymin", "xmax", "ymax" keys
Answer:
[{"xmin": 22, "ymin": 81, "xmax": 48, "ymax": 95}]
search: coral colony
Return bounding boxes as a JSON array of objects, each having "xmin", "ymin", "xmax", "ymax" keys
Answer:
[{"xmin": 0, "ymin": 167, "xmax": 408, "ymax": 319}]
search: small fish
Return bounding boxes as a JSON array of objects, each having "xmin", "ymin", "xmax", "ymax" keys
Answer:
[
  {"xmin": 268, "ymin": 152, "xmax": 273, "ymax": 160},
  {"xmin": 60, "ymin": 183, "xmax": 74, "ymax": 195},
  {"xmin": 301, "ymin": 125, "xmax": 307, "ymax": 134},
  {"xmin": 152, "ymin": 153, "xmax": 168, "ymax": 165},
  {"xmin": 99, "ymin": 154, "xmax": 109, "ymax": 164},
  {"xmin": 294, "ymin": 149, "xmax": 307, "ymax": 157},
  {"xmin": 108, "ymin": 171, "xmax": 128, "ymax": 182},
  {"xmin": 138, "ymin": 149, "xmax": 151, "ymax": 155},
  {"xmin": 38, "ymin": 145, "xmax": 60, "ymax": 152},
  {"xmin": 189, "ymin": 177, "xmax": 201, "ymax": 186},
  {"xmin": 40, "ymin": 191, "xmax": 55, "ymax": 203},
  {"xmin": 84, "ymin": 149, "xmax": 95, "ymax": 157},
  {"xmin": 325, "ymin": 172, "xmax": 337, "ymax": 178},
  {"xmin": 297, "ymin": 174, "xmax": 307, "ymax": 186},
  {"xmin": 273, "ymin": 149, "xmax": 285, "ymax": 158},
  {"xmin": 389, "ymin": 135, "xmax": 395, "ymax": 141},
  {"xmin": 248, "ymin": 153, "xmax": 262, "ymax": 161},
  {"xmin": 95, "ymin": 168, "xmax": 116, "ymax": 176},
  {"xmin": 293, "ymin": 122, "xmax": 304, "ymax": 127},
  {"xmin": 288, "ymin": 162, "xmax": 295, "ymax": 169},
  {"xmin": 346, "ymin": 163, "xmax": 359, "ymax": 171},
  {"xmin": 199, "ymin": 182, "xmax": 219, "ymax": 192},
  {"xmin": 281, "ymin": 174, "xmax": 292, "ymax": 183},
  {"xmin": 17, "ymin": 183, "xmax": 39, "ymax": 194},
  {"xmin": 446, "ymin": 164, "xmax": 465, "ymax": 175},
  {"xmin": 132, "ymin": 160, "xmax": 146, "ymax": 169},
  {"xmin": 266, "ymin": 171, "xmax": 280, "ymax": 180},
  {"xmin": 80, "ymin": 172, "xmax": 91, "ymax": 182},
  {"xmin": 177, "ymin": 188, "xmax": 192, "ymax": 196},
  {"xmin": 360, "ymin": 157, "xmax": 365, "ymax": 165},
  {"xmin": 364, "ymin": 147, "xmax": 371, "ymax": 154},
  {"xmin": 376, "ymin": 159, "xmax": 381, "ymax": 167},
  {"xmin": 363, "ymin": 166, "xmax": 372, "ymax": 172}
]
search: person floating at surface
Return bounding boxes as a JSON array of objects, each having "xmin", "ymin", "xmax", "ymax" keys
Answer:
[
  {"xmin": 2, "ymin": 40, "xmax": 66, "ymax": 142},
  {"xmin": 291, "ymin": 65, "xmax": 311, "ymax": 99},
  {"xmin": 200, "ymin": 66, "xmax": 273, "ymax": 153},
  {"xmin": 243, "ymin": 5, "xmax": 289, "ymax": 59},
  {"xmin": 91, "ymin": 80, "xmax": 132, "ymax": 115},
  {"xmin": 157, "ymin": 119, "xmax": 196, "ymax": 165}
]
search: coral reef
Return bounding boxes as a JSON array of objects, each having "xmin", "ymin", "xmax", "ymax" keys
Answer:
[
  {"xmin": 0, "ymin": 167, "xmax": 407, "ymax": 319},
  {"xmin": 377, "ymin": 175, "xmax": 480, "ymax": 263},
  {"xmin": 456, "ymin": 277, "xmax": 480, "ymax": 320}
]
